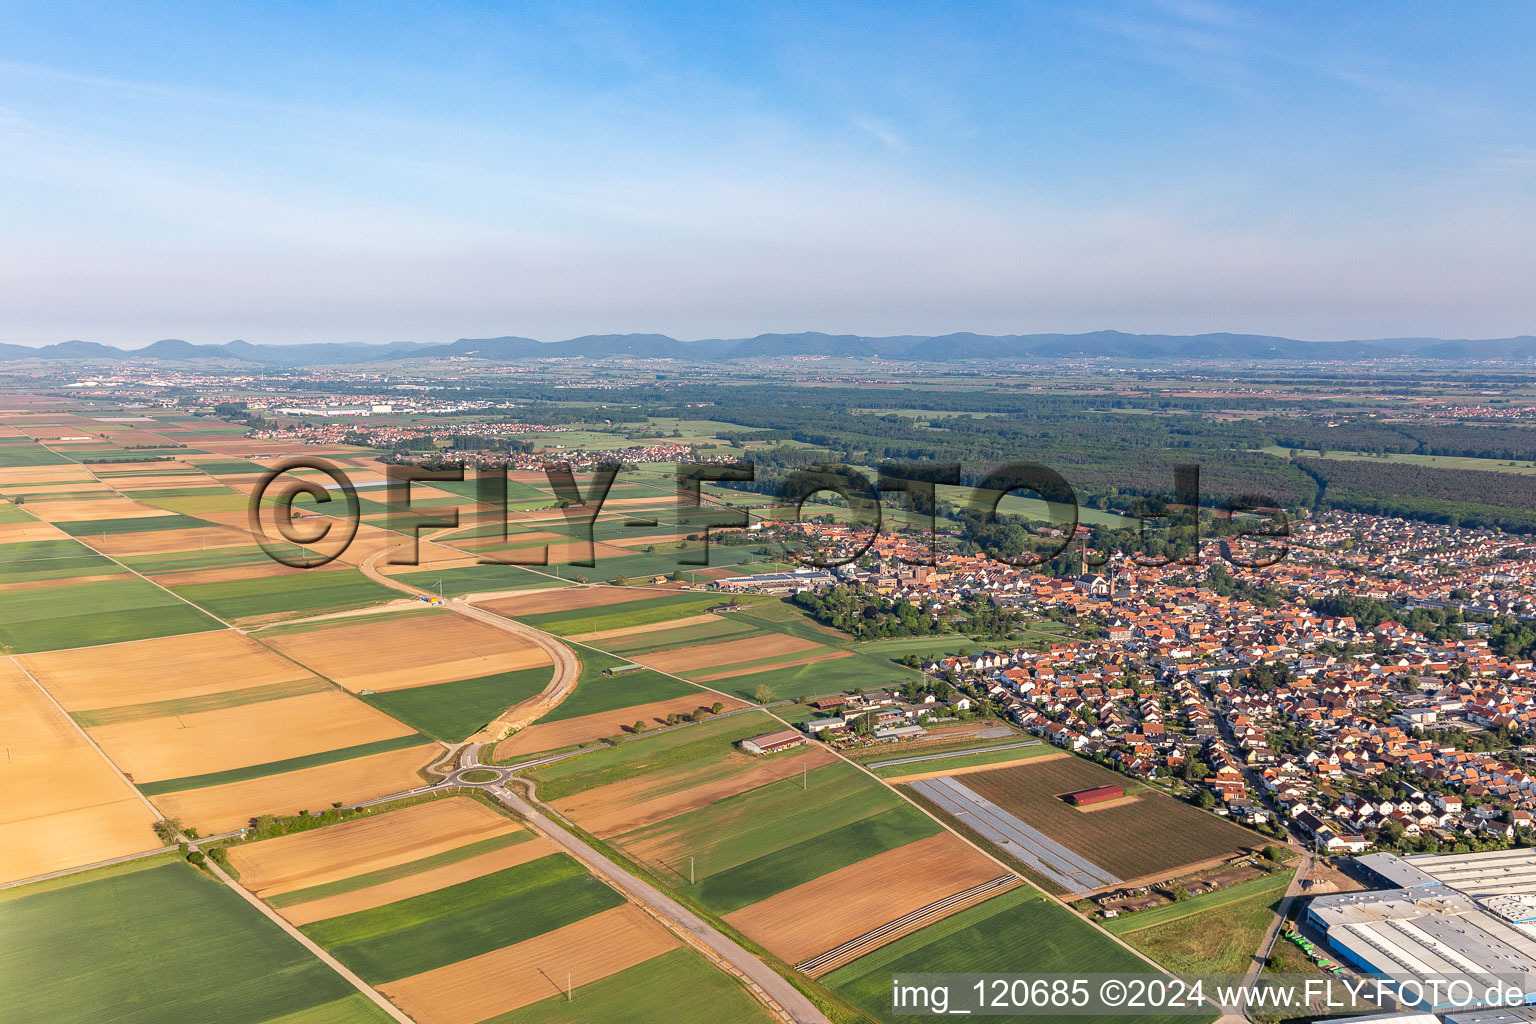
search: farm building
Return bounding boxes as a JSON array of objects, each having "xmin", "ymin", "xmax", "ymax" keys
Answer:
[
  {"xmin": 741, "ymin": 730, "xmax": 807, "ymax": 755},
  {"xmin": 1065, "ymin": 785, "xmax": 1124, "ymax": 806}
]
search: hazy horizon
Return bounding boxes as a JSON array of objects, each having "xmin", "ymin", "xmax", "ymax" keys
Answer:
[{"xmin": 4, "ymin": 1, "xmax": 1535, "ymax": 345}]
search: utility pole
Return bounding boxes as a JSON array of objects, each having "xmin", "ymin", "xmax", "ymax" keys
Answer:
[
  {"xmin": 804, "ymin": 763, "xmax": 808, "ymax": 790},
  {"xmin": 567, "ymin": 972, "xmax": 572, "ymax": 1001},
  {"xmin": 689, "ymin": 856, "xmax": 694, "ymax": 885}
]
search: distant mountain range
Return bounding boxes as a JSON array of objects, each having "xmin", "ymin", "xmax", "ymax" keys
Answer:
[{"xmin": 4, "ymin": 330, "xmax": 1536, "ymax": 366}]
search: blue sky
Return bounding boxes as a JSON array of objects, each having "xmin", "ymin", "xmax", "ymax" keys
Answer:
[{"xmin": 2, "ymin": 1, "xmax": 1534, "ymax": 345}]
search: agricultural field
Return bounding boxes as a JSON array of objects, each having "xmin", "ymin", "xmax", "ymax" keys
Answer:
[
  {"xmin": 359, "ymin": 664, "xmax": 556, "ymax": 742},
  {"xmin": 18, "ymin": 627, "xmax": 435, "ymax": 830},
  {"xmin": 820, "ymin": 885, "xmax": 1196, "ymax": 1024},
  {"xmin": 492, "ymin": 649, "xmax": 723, "ymax": 760},
  {"xmin": 228, "ymin": 795, "xmax": 771, "ymax": 1024},
  {"xmin": 0, "ymin": 858, "xmax": 392, "ymax": 1024},
  {"xmin": 1112, "ymin": 870, "xmax": 1293, "ymax": 975},
  {"xmin": 528, "ymin": 712, "xmax": 1009, "ymax": 969},
  {"xmin": 0, "ymin": 659, "xmax": 160, "ymax": 884},
  {"xmin": 928, "ymin": 756, "xmax": 1260, "ymax": 884},
  {"xmin": 0, "ymin": 574, "xmax": 223, "ymax": 654},
  {"xmin": 167, "ymin": 568, "xmax": 403, "ymax": 625},
  {"xmin": 259, "ymin": 608, "xmax": 552, "ymax": 693}
]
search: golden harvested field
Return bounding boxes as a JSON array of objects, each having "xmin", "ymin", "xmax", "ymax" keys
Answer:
[
  {"xmin": 229, "ymin": 796, "xmax": 517, "ymax": 896},
  {"xmin": 380, "ymin": 904, "xmax": 677, "ymax": 1024},
  {"xmin": 85, "ymin": 525, "xmax": 252, "ymax": 556},
  {"xmin": 25, "ymin": 497, "xmax": 171, "ymax": 522},
  {"xmin": 555, "ymin": 745, "xmax": 835, "ymax": 838},
  {"xmin": 19, "ymin": 630, "xmax": 315, "ymax": 710},
  {"xmin": 1, "ymin": 481, "xmax": 108, "ymax": 495},
  {"xmin": 88, "ymin": 690, "xmax": 416, "ymax": 783},
  {"xmin": 0, "ymin": 521, "xmax": 68, "ymax": 544},
  {"xmin": 151, "ymin": 742, "xmax": 438, "ymax": 833},
  {"xmin": 261, "ymin": 613, "xmax": 552, "ymax": 692},
  {"xmin": 692, "ymin": 649, "xmax": 851, "ymax": 682},
  {"xmin": 0, "ymin": 464, "xmax": 96, "ymax": 485},
  {"xmin": 328, "ymin": 525, "xmax": 467, "ymax": 568},
  {"xmin": 636, "ymin": 634, "xmax": 821, "ymax": 674},
  {"xmin": 0, "ymin": 659, "xmax": 159, "ymax": 884},
  {"xmin": 564, "ymin": 613, "xmax": 723, "ymax": 643},
  {"xmin": 723, "ymin": 832, "xmax": 1003, "ymax": 964},
  {"xmin": 493, "ymin": 693, "xmax": 742, "ymax": 759},
  {"xmin": 477, "ymin": 585, "xmax": 660, "ymax": 617},
  {"xmin": 281, "ymin": 834, "xmax": 558, "ymax": 926},
  {"xmin": 607, "ymin": 532, "xmax": 692, "ymax": 548}
]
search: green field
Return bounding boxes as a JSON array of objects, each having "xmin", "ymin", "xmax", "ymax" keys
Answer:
[
  {"xmin": 359, "ymin": 665, "xmax": 554, "ymax": 741},
  {"xmin": 613, "ymin": 759, "xmax": 921, "ymax": 893},
  {"xmin": 0, "ymin": 442, "xmax": 71, "ymax": 467},
  {"xmin": 390, "ymin": 564, "xmax": 570, "ymax": 597},
  {"xmin": 269, "ymin": 831, "xmax": 534, "ymax": 908},
  {"xmin": 822, "ymin": 886, "xmax": 1198, "ymax": 1024},
  {"xmin": 171, "ymin": 569, "xmax": 401, "ymax": 622},
  {"xmin": 302, "ymin": 854, "xmax": 624, "ymax": 984},
  {"xmin": 0, "ymin": 576, "xmax": 222, "ymax": 653},
  {"xmin": 693, "ymin": 803, "xmax": 940, "ymax": 913},
  {"xmin": 1105, "ymin": 868, "xmax": 1293, "ymax": 934},
  {"xmin": 524, "ymin": 711, "xmax": 781, "ymax": 800},
  {"xmin": 490, "ymin": 947, "xmax": 774, "ymax": 1024},
  {"xmin": 1114, "ymin": 878, "xmax": 1290, "ymax": 974},
  {"xmin": 534, "ymin": 648, "xmax": 702, "ymax": 724},
  {"xmin": 0, "ymin": 537, "xmax": 119, "ymax": 583},
  {"xmin": 706, "ymin": 651, "xmax": 915, "ymax": 702},
  {"xmin": 56, "ymin": 513, "xmax": 207, "ymax": 536},
  {"xmin": 0, "ymin": 860, "xmax": 390, "ymax": 1024},
  {"xmin": 137, "ymin": 733, "xmax": 429, "ymax": 795}
]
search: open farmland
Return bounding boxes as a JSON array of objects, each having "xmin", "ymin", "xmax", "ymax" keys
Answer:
[
  {"xmin": 491, "ymin": 649, "xmax": 723, "ymax": 760},
  {"xmin": 0, "ymin": 859, "xmax": 391, "ymax": 1024},
  {"xmin": 18, "ymin": 629, "xmax": 320, "ymax": 711},
  {"xmin": 531, "ymin": 714, "xmax": 1011, "ymax": 968},
  {"xmin": 930, "ymin": 756, "xmax": 1259, "ymax": 884},
  {"xmin": 821, "ymin": 885, "xmax": 1190, "ymax": 1024},
  {"xmin": 0, "ymin": 659, "xmax": 159, "ymax": 884},
  {"xmin": 722, "ymin": 831, "xmax": 1007, "ymax": 965},
  {"xmin": 260, "ymin": 608, "xmax": 552, "ymax": 692},
  {"xmin": 358, "ymin": 664, "xmax": 555, "ymax": 742},
  {"xmin": 0, "ymin": 575, "xmax": 222, "ymax": 654},
  {"xmin": 149, "ymin": 742, "xmax": 438, "ymax": 833},
  {"xmin": 226, "ymin": 795, "xmax": 767, "ymax": 1024},
  {"xmin": 168, "ymin": 569, "xmax": 403, "ymax": 625}
]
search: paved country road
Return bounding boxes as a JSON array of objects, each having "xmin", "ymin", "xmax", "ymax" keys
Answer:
[
  {"xmin": 357, "ymin": 540, "xmax": 583, "ymax": 740},
  {"xmin": 490, "ymin": 783, "xmax": 832, "ymax": 1024}
]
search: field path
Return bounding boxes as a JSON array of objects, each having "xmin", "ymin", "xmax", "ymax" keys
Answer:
[
  {"xmin": 491, "ymin": 781, "xmax": 829, "ymax": 1024},
  {"xmin": 357, "ymin": 539, "xmax": 581, "ymax": 741}
]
